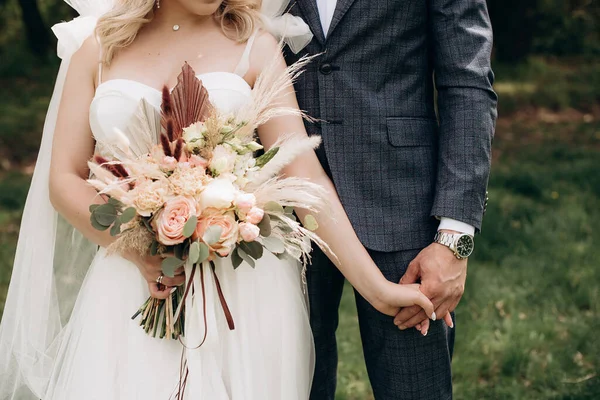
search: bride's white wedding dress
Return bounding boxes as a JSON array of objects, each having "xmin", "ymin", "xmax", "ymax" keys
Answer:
[{"xmin": 45, "ymin": 35, "xmax": 314, "ymax": 400}]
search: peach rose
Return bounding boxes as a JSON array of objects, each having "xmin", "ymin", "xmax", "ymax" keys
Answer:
[
  {"xmin": 153, "ymin": 196, "xmax": 197, "ymax": 246},
  {"xmin": 194, "ymin": 209, "xmax": 238, "ymax": 257},
  {"xmin": 245, "ymin": 207, "xmax": 264, "ymax": 225},
  {"xmin": 239, "ymin": 222, "xmax": 260, "ymax": 242}
]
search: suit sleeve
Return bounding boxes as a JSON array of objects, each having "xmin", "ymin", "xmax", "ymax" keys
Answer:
[{"xmin": 428, "ymin": 0, "xmax": 498, "ymax": 231}]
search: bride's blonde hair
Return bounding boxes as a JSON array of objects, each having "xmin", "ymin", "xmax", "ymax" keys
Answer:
[{"xmin": 96, "ymin": 0, "xmax": 262, "ymax": 65}]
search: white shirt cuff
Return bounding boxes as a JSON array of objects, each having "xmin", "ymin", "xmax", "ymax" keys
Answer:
[{"xmin": 438, "ymin": 218, "xmax": 475, "ymax": 236}]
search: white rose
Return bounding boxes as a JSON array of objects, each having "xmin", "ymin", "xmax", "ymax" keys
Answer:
[
  {"xmin": 210, "ymin": 144, "xmax": 237, "ymax": 175},
  {"xmin": 183, "ymin": 122, "xmax": 206, "ymax": 153},
  {"xmin": 200, "ymin": 178, "xmax": 236, "ymax": 210}
]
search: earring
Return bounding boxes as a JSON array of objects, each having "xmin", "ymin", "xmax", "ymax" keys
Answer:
[{"xmin": 156, "ymin": 0, "xmax": 160, "ymax": 8}]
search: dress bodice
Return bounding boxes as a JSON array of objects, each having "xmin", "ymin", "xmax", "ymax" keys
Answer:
[{"xmin": 89, "ymin": 72, "xmax": 252, "ymax": 144}]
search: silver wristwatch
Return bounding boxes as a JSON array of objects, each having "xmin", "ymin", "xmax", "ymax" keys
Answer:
[{"xmin": 433, "ymin": 231, "xmax": 474, "ymax": 259}]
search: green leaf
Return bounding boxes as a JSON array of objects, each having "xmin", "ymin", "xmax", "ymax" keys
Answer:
[
  {"xmin": 203, "ymin": 225, "xmax": 223, "ymax": 245},
  {"xmin": 161, "ymin": 257, "xmax": 185, "ymax": 278},
  {"xmin": 284, "ymin": 206, "xmax": 295, "ymax": 215},
  {"xmin": 174, "ymin": 242, "xmax": 188, "ymax": 260},
  {"xmin": 189, "ymin": 241, "xmax": 200, "ymax": 264},
  {"xmin": 237, "ymin": 248, "xmax": 255, "ymax": 268},
  {"xmin": 141, "ymin": 218, "xmax": 154, "ymax": 233},
  {"xmin": 110, "ymin": 221, "xmax": 122, "ymax": 237},
  {"xmin": 89, "ymin": 204, "xmax": 101, "ymax": 213},
  {"xmin": 198, "ymin": 242, "xmax": 210, "ymax": 263},
  {"xmin": 94, "ymin": 203, "xmax": 118, "ymax": 226},
  {"xmin": 262, "ymin": 236, "xmax": 285, "ymax": 254},
  {"xmin": 304, "ymin": 214, "xmax": 319, "ymax": 231},
  {"xmin": 150, "ymin": 240, "xmax": 160, "ymax": 256},
  {"xmin": 255, "ymin": 146, "xmax": 279, "ymax": 168},
  {"xmin": 239, "ymin": 241, "xmax": 264, "ymax": 260},
  {"xmin": 183, "ymin": 215, "xmax": 198, "ymax": 238},
  {"xmin": 90, "ymin": 215, "xmax": 110, "ymax": 231},
  {"xmin": 257, "ymin": 213, "xmax": 271, "ymax": 237},
  {"xmin": 264, "ymin": 201, "xmax": 284, "ymax": 214},
  {"xmin": 119, "ymin": 207, "xmax": 137, "ymax": 224},
  {"xmin": 108, "ymin": 197, "xmax": 124, "ymax": 209},
  {"xmin": 232, "ymin": 248, "xmax": 243, "ymax": 269}
]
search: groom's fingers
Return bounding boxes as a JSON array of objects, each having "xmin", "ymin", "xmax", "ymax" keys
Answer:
[
  {"xmin": 399, "ymin": 260, "xmax": 420, "ymax": 285},
  {"xmin": 394, "ymin": 305, "xmax": 421, "ymax": 326},
  {"xmin": 443, "ymin": 313, "xmax": 454, "ymax": 328},
  {"xmin": 434, "ymin": 299, "xmax": 454, "ymax": 325},
  {"xmin": 399, "ymin": 310, "xmax": 428, "ymax": 330}
]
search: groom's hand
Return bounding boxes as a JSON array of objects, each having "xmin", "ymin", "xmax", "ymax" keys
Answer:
[{"xmin": 393, "ymin": 235, "xmax": 468, "ymax": 329}]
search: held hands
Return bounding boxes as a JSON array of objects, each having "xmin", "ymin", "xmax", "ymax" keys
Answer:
[
  {"xmin": 394, "ymin": 239, "xmax": 468, "ymax": 334},
  {"xmin": 125, "ymin": 252, "xmax": 185, "ymax": 299},
  {"xmin": 370, "ymin": 281, "xmax": 436, "ymax": 320}
]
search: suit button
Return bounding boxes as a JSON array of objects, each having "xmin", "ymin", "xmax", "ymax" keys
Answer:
[{"xmin": 320, "ymin": 63, "xmax": 333, "ymax": 75}]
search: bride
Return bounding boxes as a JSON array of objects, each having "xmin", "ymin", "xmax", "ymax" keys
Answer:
[{"xmin": 0, "ymin": 0, "xmax": 437, "ymax": 399}]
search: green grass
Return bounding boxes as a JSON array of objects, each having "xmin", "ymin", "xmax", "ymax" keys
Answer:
[{"xmin": 0, "ymin": 54, "xmax": 599, "ymax": 398}]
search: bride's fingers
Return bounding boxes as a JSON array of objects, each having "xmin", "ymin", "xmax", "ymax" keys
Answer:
[
  {"xmin": 160, "ymin": 274, "xmax": 185, "ymax": 287},
  {"xmin": 419, "ymin": 318, "xmax": 430, "ymax": 336},
  {"xmin": 412, "ymin": 289, "xmax": 435, "ymax": 320},
  {"xmin": 148, "ymin": 282, "xmax": 171, "ymax": 300},
  {"xmin": 443, "ymin": 312, "xmax": 454, "ymax": 328}
]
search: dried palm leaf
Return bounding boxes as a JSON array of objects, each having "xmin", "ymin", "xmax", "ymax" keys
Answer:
[{"xmin": 161, "ymin": 63, "xmax": 212, "ymax": 139}]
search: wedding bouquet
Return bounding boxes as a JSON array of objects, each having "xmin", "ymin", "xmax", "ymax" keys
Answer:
[{"xmin": 87, "ymin": 58, "xmax": 328, "ymax": 339}]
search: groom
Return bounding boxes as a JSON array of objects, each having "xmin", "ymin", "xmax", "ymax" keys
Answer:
[{"xmin": 284, "ymin": 0, "xmax": 497, "ymax": 399}]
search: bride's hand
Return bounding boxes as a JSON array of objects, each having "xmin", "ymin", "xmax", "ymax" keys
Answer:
[
  {"xmin": 125, "ymin": 252, "xmax": 185, "ymax": 299},
  {"xmin": 372, "ymin": 282, "xmax": 435, "ymax": 320}
]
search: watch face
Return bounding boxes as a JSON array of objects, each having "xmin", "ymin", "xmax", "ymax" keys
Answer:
[{"xmin": 456, "ymin": 235, "xmax": 474, "ymax": 258}]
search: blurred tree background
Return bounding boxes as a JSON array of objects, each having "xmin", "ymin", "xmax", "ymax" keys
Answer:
[{"xmin": 0, "ymin": 1, "xmax": 599, "ymax": 399}]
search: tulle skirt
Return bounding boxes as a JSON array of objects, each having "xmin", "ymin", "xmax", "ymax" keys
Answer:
[{"xmin": 43, "ymin": 248, "xmax": 314, "ymax": 399}]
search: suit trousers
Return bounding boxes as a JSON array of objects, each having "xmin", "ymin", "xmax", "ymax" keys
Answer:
[{"xmin": 307, "ymin": 245, "xmax": 455, "ymax": 400}]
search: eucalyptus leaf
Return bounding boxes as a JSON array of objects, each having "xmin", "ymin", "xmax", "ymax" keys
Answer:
[
  {"xmin": 119, "ymin": 207, "xmax": 137, "ymax": 224},
  {"xmin": 89, "ymin": 204, "xmax": 100, "ymax": 213},
  {"xmin": 255, "ymin": 146, "xmax": 279, "ymax": 168},
  {"xmin": 237, "ymin": 248, "xmax": 255, "ymax": 268},
  {"xmin": 174, "ymin": 243, "xmax": 186, "ymax": 260},
  {"xmin": 264, "ymin": 201, "xmax": 284, "ymax": 214},
  {"xmin": 304, "ymin": 214, "xmax": 319, "ymax": 231},
  {"xmin": 239, "ymin": 241, "xmax": 264, "ymax": 260},
  {"xmin": 257, "ymin": 213, "xmax": 271, "ymax": 237},
  {"xmin": 198, "ymin": 242, "xmax": 210, "ymax": 263},
  {"xmin": 108, "ymin": 197, "xmax": 124, "ymax": 209},
  {"xmin": 94, "ymin": 203, "xmax": 118, "ymax": 226},
  {"xmin": 284, "ymin": 206, "xmax": 295, "ymax": 215},
  {"xmin": 189, "ymin": 241, "xmax": 200, "ymax": 264},
  {"xmin": 232, "ymin": 248, "xmax": 243, "ymax": 269},
  {"xmin": 142, "ymin": 218, "xmax": 154, "ymax": 233},
  {"xmin": 110, "ymin": 221, "xmax": 122, "ymax": 237},
  {"xmin": 150, "ymin": 240, "xmax": 160, "ymax": 256},
  {"xmin": 262, "ymin": 236, "xmax": 285, "ymax": 254},
  {"xmin": 183, "ymin": 215, "xmax": 198, "ymax": 238},
  {"xmin": 161, "ymin": 257, "xmax": 185, "ymax": 278},
  {"xmin": 203, "ymin": 225, "xmax": 223, "ymax": 245},
  {"xmin": 90, "ymin": 215, "xmax": 110, "ymax": 231}
]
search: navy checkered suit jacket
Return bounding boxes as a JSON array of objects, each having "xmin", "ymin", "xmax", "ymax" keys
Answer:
[{"xmin": 285, "ymin": 0, "xmax": 497, "ymax": 252}]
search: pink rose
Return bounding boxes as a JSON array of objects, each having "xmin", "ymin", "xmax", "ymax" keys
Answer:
[
  {"xmin": 245, "ymin": 207, "xmax": 264, "ymax": 225},
  {"xmin": 239, "ymin": 222, "xmax": 260, "ymax": 242},
  {"xmin": 161, "ymin": 156, "xmax": 178, "ymax": 171},
  {"xmin": 234, "ymin": 193, "xmax": 256, "ymax": 214},
  {"xmin": 153, "ymin": 196, "xmax": 197, "ymax": 246},
  {"xmin": 189, "ymin": 155, "xmax": 208, "ymax": 169},
  {"xmin": 194, "ymin": 209, "xmax": 238, "ymax": 257}
]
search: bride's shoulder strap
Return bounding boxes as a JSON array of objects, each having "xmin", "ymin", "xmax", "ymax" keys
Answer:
[{"xmin": 233, "ymin": 30, "xmax": 259, "ymax": 78}]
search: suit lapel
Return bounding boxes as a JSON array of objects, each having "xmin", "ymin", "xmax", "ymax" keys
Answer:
[
  {"xmin": 295, "ymin": 0, "xmax": 325, "ymax": 45},
  {"xmin": 327, "ymin": 0, "xmax": 357, "ymax": 38}
]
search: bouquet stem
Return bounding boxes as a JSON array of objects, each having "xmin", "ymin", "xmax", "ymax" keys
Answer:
[{"xmin": 131, "ymin": 286, "xmax": 186, "ymax": 339}]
